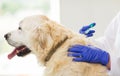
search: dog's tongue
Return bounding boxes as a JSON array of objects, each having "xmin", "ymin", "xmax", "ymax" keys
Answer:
[
  {"xmin": 8, "ymin": 46, "xmax": 25, "ymax": 59},
  {"xmin": 8, "ymin": 48, "xmax": 17, "ymax": 59}
]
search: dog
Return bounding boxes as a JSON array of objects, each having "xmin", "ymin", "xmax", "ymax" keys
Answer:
[{"xmin": 4, "ymin": 15, "xmax": 108, "ymax": 76}]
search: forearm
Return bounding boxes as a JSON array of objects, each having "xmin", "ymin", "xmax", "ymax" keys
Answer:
[{"xmin": 106, "ymin": 55, "xmax": 111, "ymax": 70}]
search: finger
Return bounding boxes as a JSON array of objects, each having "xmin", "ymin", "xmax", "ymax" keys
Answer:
[
  {"xmin": 72, "ymin": 57, "xmax": 84, "ymax": 62},
  {"xmin": 80, "ymin": 25, "xmax": 90, "ymax": 32},
  {"xmin": 68, "ymin": 48, "xmax": 83, "ymax": 53},
  {"xmin": 68, "ymin": 53, "xmax": 82, "ymax": 57},
  {"xmin": 68, "ymin": 45, "xmax": 85, "ymax": 53},
  {"xmin": 86, "ymin": 33, "xmax": 93, "ymax": 37},
  {"xmin": 86, "ymin": 30, "xmax": 95, "ymax": 35}
]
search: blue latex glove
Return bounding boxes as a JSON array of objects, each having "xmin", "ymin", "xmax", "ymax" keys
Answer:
[
  {"xmin": 79, "ymin": 23, "xmax": 96, "ymax": 37},
  {"xmin": 68, "ymin": 45, "xmax": 109, "ymax": 66}
]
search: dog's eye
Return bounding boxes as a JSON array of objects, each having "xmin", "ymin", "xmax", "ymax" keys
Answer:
[{"xmin": 18, "ymin": 27, "xmax": 22, "ymax": 30}]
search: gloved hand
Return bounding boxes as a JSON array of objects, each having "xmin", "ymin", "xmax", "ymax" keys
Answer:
[
  {"xmin": 68, "ymin": 45, "xmax": 110, "ymax": 66},
  {"xmin": 79, "ymin": 23, "xmax": 96, "ymax": 37}
]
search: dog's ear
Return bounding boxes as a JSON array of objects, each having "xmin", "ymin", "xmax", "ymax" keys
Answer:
[
  {"xmin": 31, "ymin": 15, "xmax": 54, "ymax": 50},
  {"xmin": 31, "ymin": 25, "xmax": 54, "ymax": 64},
  {"xmin": 32, "ymin": 26, "xmax": 54, "ymax": 50}
]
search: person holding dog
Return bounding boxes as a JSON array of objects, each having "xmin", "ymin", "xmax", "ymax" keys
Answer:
[{"xmin": 68, "ymin": 12, "xmax": 120, "ymax": 76}]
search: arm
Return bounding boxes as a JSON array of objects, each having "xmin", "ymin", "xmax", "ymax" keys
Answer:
[{"xmin": 70, "ymin": 12, "xmax": 120, "ymax": 74}]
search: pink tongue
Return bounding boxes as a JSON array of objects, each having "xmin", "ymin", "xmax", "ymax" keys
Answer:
[
  {"xmin": 8, "ymin": 49, "xmax": 17, "ymax": 59},
  {"xmin": 8, "ymin": 46, "xmax": 25, "ymax": 59}
]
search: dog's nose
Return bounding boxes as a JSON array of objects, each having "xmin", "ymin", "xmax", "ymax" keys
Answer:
[{"xmin": 4, "ymin": 33, "xmax": 11, "ymax": 39}]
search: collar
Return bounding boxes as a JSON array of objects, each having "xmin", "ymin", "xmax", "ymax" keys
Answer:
[{"xmin": 45, "ymin": 37, "xmax": 68, "ymax": 63}]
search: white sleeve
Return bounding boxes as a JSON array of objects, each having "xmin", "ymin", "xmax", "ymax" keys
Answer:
[{"xmin": 92, "ymin": 12, "xmax": 120, "ymax": 75}]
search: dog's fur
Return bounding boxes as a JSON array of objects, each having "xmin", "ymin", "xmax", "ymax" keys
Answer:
[{"xmin": 5, "ymin": 15, "xmax": 108, "ymax": 76}]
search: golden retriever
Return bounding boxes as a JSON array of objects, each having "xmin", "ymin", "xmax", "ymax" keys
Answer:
[{"xmin": 4, "ymin": 15, "xmax": 108, "ymax": 76}]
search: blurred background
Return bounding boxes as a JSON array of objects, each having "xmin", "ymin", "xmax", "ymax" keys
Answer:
[{"xmin": 0, "ymin": 0, "xmax": 120, "ymax": 75}]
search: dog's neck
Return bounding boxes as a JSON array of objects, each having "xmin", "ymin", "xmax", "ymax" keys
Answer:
[{"xmin": 44, "ymin": 36, "xmax": 68, "ymax": 64}]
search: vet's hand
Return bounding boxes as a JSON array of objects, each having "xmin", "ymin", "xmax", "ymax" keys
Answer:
[
  {"xmin": 79, "ymin": 23, "xmax": 96, "ymax": 37},
  {"xmin": 68, "ymin": 45, "xmax": 110, "ymax": 66}
]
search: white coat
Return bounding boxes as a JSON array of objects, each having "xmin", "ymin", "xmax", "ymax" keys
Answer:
[{"xmin": 94, "ymin": 12, "xmax": 120, "ymax": 76}]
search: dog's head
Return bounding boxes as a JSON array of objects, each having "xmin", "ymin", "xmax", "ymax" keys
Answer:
[{"xmin": 4, "ymin": 15, "xmax": 70, "ymax": 64}]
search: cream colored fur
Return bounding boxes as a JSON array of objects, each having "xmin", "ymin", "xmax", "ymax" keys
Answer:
[
  {"xmin": 6, "ymin": 15, "xmax": 108, "ymax": 76},
  {"xmin": 30, "ymin": 15, "xmax": 108, "ymax": 76}
]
